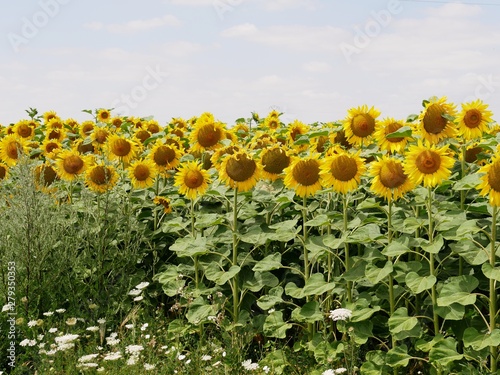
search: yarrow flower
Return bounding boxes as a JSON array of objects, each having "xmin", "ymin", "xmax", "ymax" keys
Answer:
[
  {"xmin": 135, "ymin": 281, "xmax": 150, "ymax": 290},
  {"xmin": 242, "ymin": 359, "xmax": 259, "ymax": 371},
  {"xmin": 329, "ymin": 308, "xmax": 352, "ymax": 321},
  {"xmin": 201, "ymin": 355, "xmax": 212, "ymax": 361}
]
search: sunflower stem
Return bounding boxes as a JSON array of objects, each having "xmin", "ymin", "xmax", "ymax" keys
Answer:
[
  {"xmin": 190, "ymin": 199, "xmax": 199, "ymax": 289},
  {"xmin": 302, "ymin": 195, "xmax": 314, "ymax": 339},
  {"xmin": 387, "ymin": 200, "xmax": 397, "ymax": 354},
  {"xmin": 427, "ymin": 186, "xmax": 440, "ymax": 336},
  {"xmin": 490, "ymin": 206, "xmax": 498, "ymax": 373},
  {"xmin": 459, "ymin": 144, "xmax": 467, "ymax": 276},
  {"xmin": 232, "ymin": 188, "xmax": 240, "ymax": 325},
  {"xmin": 343, "ymin": 194, "xmax": 352, "ymax": 304}
]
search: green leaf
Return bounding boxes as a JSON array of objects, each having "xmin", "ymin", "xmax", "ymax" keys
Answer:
[
  {"xmin": 463, "ymin": 327, "xmax": 500, "ymax": 350},
  {"xmin": 435, "ymin": 303, "xmax": 465, "ymax": 320},
  {"xmin": 284, "ymin": 282, "xmax": 303, "ymax": 299},
  {"xmin": 170, "ymin": 236, "xmax": 209, "ymax": 257},
  {"xmin": 421, "ymin": 234, "xmax": 444, "ymax": 254},
  {"xmin": 186, "ymin": 297, "xmax": 217, "ymax": 324},
  {"xmin": 449, "ymin": 239, "xmax": 488, "ymax": 265},
  {"xmin": 153, "ymin": 265, "xmax": 185, "ymax": 297},
  {"xmin": 453, "ymin": 174, "xmax": 482, "ymax": 191},
  {"xmin": 253, "ymin": 253, "xmax": 282, "ymax": 272},
  {"xmin": 194, "ymin": 213, "xmax": 225, "ymax": 229},
  {"xmin": 161, "ymin": 216, "xmax": 190, "ymax": 233},
  {"xmin": 347, "ymin": 223, "xmax": 383, "ymax": 243},
  {"xmin": 348, "ymin": 298, "xmax": 381, "ymax": 322},
  {"xmin": 323, "ymin": 234, "xmax": 345, "ymax": 249},
  {"xmin": 302, "ymin": 273, "xmax": 336, "ymax": 296},
  {"xmin": 382, "ymin": 238, "xmax": 410, "ymax": 257},
  {"xmin": 405, "ymin": 272, "xmax": 436, "ymax": 294},
  {"xmin": 240, "ymin": 227, "xmax": 273, "ymax": 246},
  {"xmin": 256, "ymin": 286, "xmax": 284, "ymax": 310},
  {"xmin": 269, "ymin": 219, "xmax": 298, "ymax": 231},
  {"xmin": 365, "ymin": 261, "xmax": 393, "ymax": 285},
  {"xmin": 388, "ymin": 307, "xmax": 420, "ymax": 340},
  {"xmin": 263, "ymin": 311, "xmax": 292, "ymax": 339},
  {"xmin": 456, "ymin": 220, "xmax": 482, "ymax": 237},
  {"xmin": 437, "ymin": 275, "xmax": 478, "ymax": 307},
  {"xmin": 429, "ymin": 338, "xmax": 463, "ymax": 366},
  {"xmin": 308, "ymin": 129, "xmax": 329, "ymax": 138},
  {"xmin": 386, "ymin": 344, "xmax": 411, "ymax": 368},
  {"xmin": 348, "ymin": 320, "xmax": 374, "ymax": 345},
  {"xmin": 482, "ymin": 262, "xmax": 500, "ymax": 281},
  {"xmin": 305, "ymin": 214, "xmax": 329, "ymax": 227},
  {"xmin": 243, "ymin": 271, "xmax": 279, "ymax": 292},
  {"xmin": 291, "ymin": 301, "xmax": 323, "ymax": 323},
  {"xmin": 386, "ymin": 125, "xmax": 412, "ymax": 138},
  {"xmin": 204, "ymin": 263, "xmax": 240, "ymax": 285}
]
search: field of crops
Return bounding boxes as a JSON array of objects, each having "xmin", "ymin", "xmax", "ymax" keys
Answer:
[{"xmin": 1, "ymin": 97, "xmax": 499, "ymax": 374}]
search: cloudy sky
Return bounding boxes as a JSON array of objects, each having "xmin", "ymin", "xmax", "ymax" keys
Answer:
[{"xmin": 1, "ymin": 0, "xmax": 500, "ymax": 126}]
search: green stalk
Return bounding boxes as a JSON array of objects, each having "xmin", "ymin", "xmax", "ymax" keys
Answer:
[
  {"xmin": 232, "ymin": 188, "xmax": 239, "ymax": 324},
  {"xmin": 302, "ymin": 195, "xmax": 310, "ymax": 282},
  {"xmin": 191, "ymin": 199, "xmax": 199, "ymax": 289},
  {"xmin": 427, "ymin": 186, "xmax": 440, "ymax": 336},
  {"xmin": 459, "ymin": 145, "xmax": 467, "ymax": 276},
  {"xmin": 490, "ymin": 206, "xmax": 498, "ymax": 373},
  {"xmin": 387, "ymin": 201, "xmax": 396, "ymax": 344},
  {"xmin": 343, "ymin": 194, "xmax": 352, "ymax": 304}
]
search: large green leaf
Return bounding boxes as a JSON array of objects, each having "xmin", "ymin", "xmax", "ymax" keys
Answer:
[
  {"xmin": 253, "ymin": 253, "xmax": 282, "ymax": 272},
  {"xmin": 204, "ymin": 262, "xmax": 240, "ymax": 285},
  {"xmin": 463, "ymin": 327, "xmax": 500, "ymax": 350},
  {"xmin": 482, "ymin": 262, "xmax": 500, "ymax": 281},
  {"xmin": 449, "ymin": 239, "xmax": 488, "ymax": 265},
  {"xmin": 240, "ymin": 227, "xmax": 273, "ymax": 246},
  {"xmin": 186, "ymin": 297, "xmax": 217, "ymax": 324},
  {"xmin": 170, "ymin": 236, "xmax": 209, "ymax": 257},
  {"xmin": 348, "ymin": 298, "xmax": 381, "ymax": 322},
  {"xmin": 365, "ymin": 261, "xmax": 393, "ymax": 285},
  {"xmin": 347, "ymin": 223, "xmax": 384, "ymax": 243},
  {"xmin": 323, "ymin": 234, "xmax": 346, "ymax": 249},
  {"xmin": 388, "ymin": 307, "xmax": 420, "ymax": 340},
  {"xmin": 305, "ymin": 214, "xmax": 329, "ymax": 227},
  {"xmin": 154, "ymin": 265, "xmax": 186, "ymax": 297},
  {"xmin": 257, "ymin": 286, "xmax": 284, "ymax": 310},
  {"xmin": 194, "ymin": 213, "xmax": 224, "ymax": 229},
  {"xmin": 405, "ymin": 272, "xmax": 436, "ymax": 294},
  {"xmin": 301, "ymin": 273, "xmax": 336, "ymax": 296},
  {"xmin": 360, "ymin": 351, "xmax": 391, "ymax": 375},
  {"xmin": 291, "ymin": 301, "xmax": 323, "ymax": 323},
  {"xmin": 386, "ymin": 345, "xmax": 411, "ymax": 368},
  {"xmin": 437, "ymin": 275, "xmax": 478, "ymax": 307},
  {"xmin": 243, "ymin": 271, "xmax": 279, "ymax": 292},
  {"xmin": 263, "ymin": 311, "xmax": 293, "ymax": 339},
  {"xmin": 348, "ymin": 320, "xmax": 374, "ymax": 344},
  {"xmin": 428, "ymin": 338, "xmax": 463, "ymax": 366},
  {"xmin": 435, "ymin": 304, "xmax": 465, "ymax": 320},
  {"xmin": 421, "ymin": 235, "xmax": 444, "ymax": 254},
  {"xmin": 382, "ymin": 238, "xmax": 410, "ymax": 257},
  {"xmin": 453, "ymin": 174, "xmax": 482, "ymax": 191}
]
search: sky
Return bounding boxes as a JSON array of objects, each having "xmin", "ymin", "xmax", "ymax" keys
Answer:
[{"xmin": 1, "ymin": 0, "xmax": 500, "ymax": 126}]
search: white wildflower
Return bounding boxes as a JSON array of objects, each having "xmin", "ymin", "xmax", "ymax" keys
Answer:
[
  {"xmin": 140, "ymin": 323, "xmax": 148, "ymax": 331},
  {"xmin": 103, "ymin": 351, "xmax": 122, "ymax": 361},
  {"xmin": 144, "ymin": 363, "xmax": 156, "ymax": 370},
  {"xmin": 86, "ymin": 326, "xmax": 99, "ymax": 332},
  {"xmin": 136, "ymin": 281, "xmax": 150, "ymax": 290},
  {"xmin": 20, "ymin": 339, "xmax": 37, "ymax": 347},
  {"xmin": 201, "ymin": 355, "xmax": 212, "ymax": 361},
  {"xmin": 43, "ymin": 311, "xmax": 54, "ymax": 316},
  {"xmin": 178, "ymin": 354, "xmax": 186, "ymax": 360},
  {"xmin": 335, "ymin": 368, "xmax": 348, "ymax": 374},
  {"xmin": 77, "ymin": 363, "xmax": 98, "ymax": 368},
  {"xmin": 97, "ymin": 318, "xmax": 106, "ymax": 324},
  {"xmin": 55, "ymin": 334, "xmax": 79, "ymax": 345},
  {"xmin": 133, "ymin": 295, "xmax": 144, "ymax": 302},
  {"xmin": 27, "ymin": 320, "xmax": 38, "ymax": 327},
  {"xmin": 263, "ymin": 365, "xmax": 270, "ymax": 373},
  {"xmin": 125, "ymin": 345, "xmax": 144, "ymax": 355},
  {"xmin": 242, "ymin": 359, "xmax": 259, "ymax": 371},
  {"xmin": 48, "ymin": 328, "xmax": 58, "ymax": 333},
  {"xmin": 329, "ymin": 308, "xmax": 352, "ymax": 322},
  {"xmin": 78, "ymin": 354, "xmax": 99, "ymax": 363},
  {"xmin": 125, "ymin": 324, "xmax": 134, "ymax": 329},
  {"xmin": 186, "ymin": 359, "xmax": 191, "ymax": 364},
  {"xmin": 128, "ymin": 289, "xmax": 142, "ymax": 296},
  {"xmin": 55, "ymin": 308, "xmax": 66, "ymax": 313},
  {"xmin": 66, "ymin": 317, "xmax": 77, "ymax": 326}
]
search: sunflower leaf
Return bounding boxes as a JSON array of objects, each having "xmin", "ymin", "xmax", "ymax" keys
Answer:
[{"xmin": 385, "ymin": 125, "xmax": 412, "ymax": 138}]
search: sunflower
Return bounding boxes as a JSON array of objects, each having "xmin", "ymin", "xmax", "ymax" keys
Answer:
[
  {"xmin": 0, "ymin": 135, "xmax": 28, "ymax": 166},
  {"xmin": 12, "ymin": 120, "xmax": 35, "ymax": 140},
  {"xmin": 45, "ymin": 127, "xmax": 66, "ymax": 142},
  {"xmin": 211, "ymin": 145, "xmax": 240, "ymax": 170},
  {"xmin": 369, "ymin": 156, "xmax": 414, "ymax": 201},
  {"xmin": 84, "ymin": 162, "xmax": 119, "ymax": 194},
  {"xmin": 134, "ymin": 128, "xmax": 151, "ymax": 144},
  {"xmin": 34, "ymin": 162, "xmax": 59, "ymax": 189},
  {"xmin": 0, "ymin": 162, "xmax": 8, "ymax": 181},
  {"xmin": 343, "ymin": 105, "xmax": 380, "ymax": 147},
  {"xmin": 174, "ymin": 160, "xmax": 211, "ymax": 200},
  {"xmin": 320, "ymin": 151, "xmax": 366, "ymax": 194},
  {"xmin": 110, "ymin": 117, "xmax": 123, "ymax": 129},
  {"xmin": 418, "ymin": 96, "xmax": 457, "ymax": 144},
  {"xmin": 249, "ymin": 131, "xmax": 276, "ymax": 150},
  {"xmin": 106, "ymin": 134, "xmax": 141, "ymax": 164},
  {"xmin": 456, "ymin": 99, "xmax": 493, "ymax": 140},
  {"xmin": 403, "ymin": 142, "xmax": 455, "ymax": 187},
  {"xmin": 43, "ymin": 110, "xmax": 60, "ymax": 124},
  {"xmin": 260, "ymin": 145, "xmax": 291, "ymax": 181},
  {"xmin": 477, "ymin": 153, "xmax": 500, "ymax": 206},
  {"xmin": 146, "ymin": 119, "xmax": 162, "ymax": 134},
  {"xmin": 149, "ymin": 141, "xmax": 183, "ymax": 171},
  {"xmin": 55, "ymin": 149, "xmax": 88, "ymax": 181},
  {"xmin": 127, "ymin": 159, "xmax": 158, "ymax": 189},
  {"xmin": 96, "ymin": 108, "xmax": 111, "ymax": 123},
  {"xmin": 74, "ymin": 139, "xmax": 96, "ymax": 155},
  {"xmin": 219, "ymin": 150, "xmax": 261, "ymax": 192},
  {"xmin": 189, "ymin": 113, "xmax": 226, "ymax": 153},
  {"xmin": 154, "ymin": 196, "xmax": 172, "ymax": 214},
  {"xmin": 283, "ymin": 154, "xmax": 323, "ymax": 197},
  {"xmin": 90, "ymin": 127, "xmax": 110, "ymax": 150},
  {"xmin": 262, "ymin": 110, "xmax": 282, "ymax": 132},
  {"xmin": 463, "ymin": 143, "xmax": 488, "ymax": 164},
  {"xmin": 41, "ymin": 139, "xmax": 62, "ymax": 159},
  {"xmin": 79, "ymin": 120, "xmax": 95, "ymax": 138},
  {"xmin": 374, "ymin": 118, "xmax": 410, "ymax": 154}
]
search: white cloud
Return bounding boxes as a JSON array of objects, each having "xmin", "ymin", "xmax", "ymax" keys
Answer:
[
  {"xmin": 303, "ymin": 61, "xmax": 331, "ymax": 73},
  {"xmin": 220, "ymin": 23, "xmax": 257, "ymax": 37},
  {"xmin": 257, "ymin": 0, "xmax": 318, "ymax": 11},
  {"xmin": 84, "ymin": 15, "xmax": 181, "ymax": 34}
]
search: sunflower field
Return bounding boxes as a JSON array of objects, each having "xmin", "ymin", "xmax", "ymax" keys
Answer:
[{"xmin": 1, "ymin": 97, "xmax": 500, "ymax": 374}]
